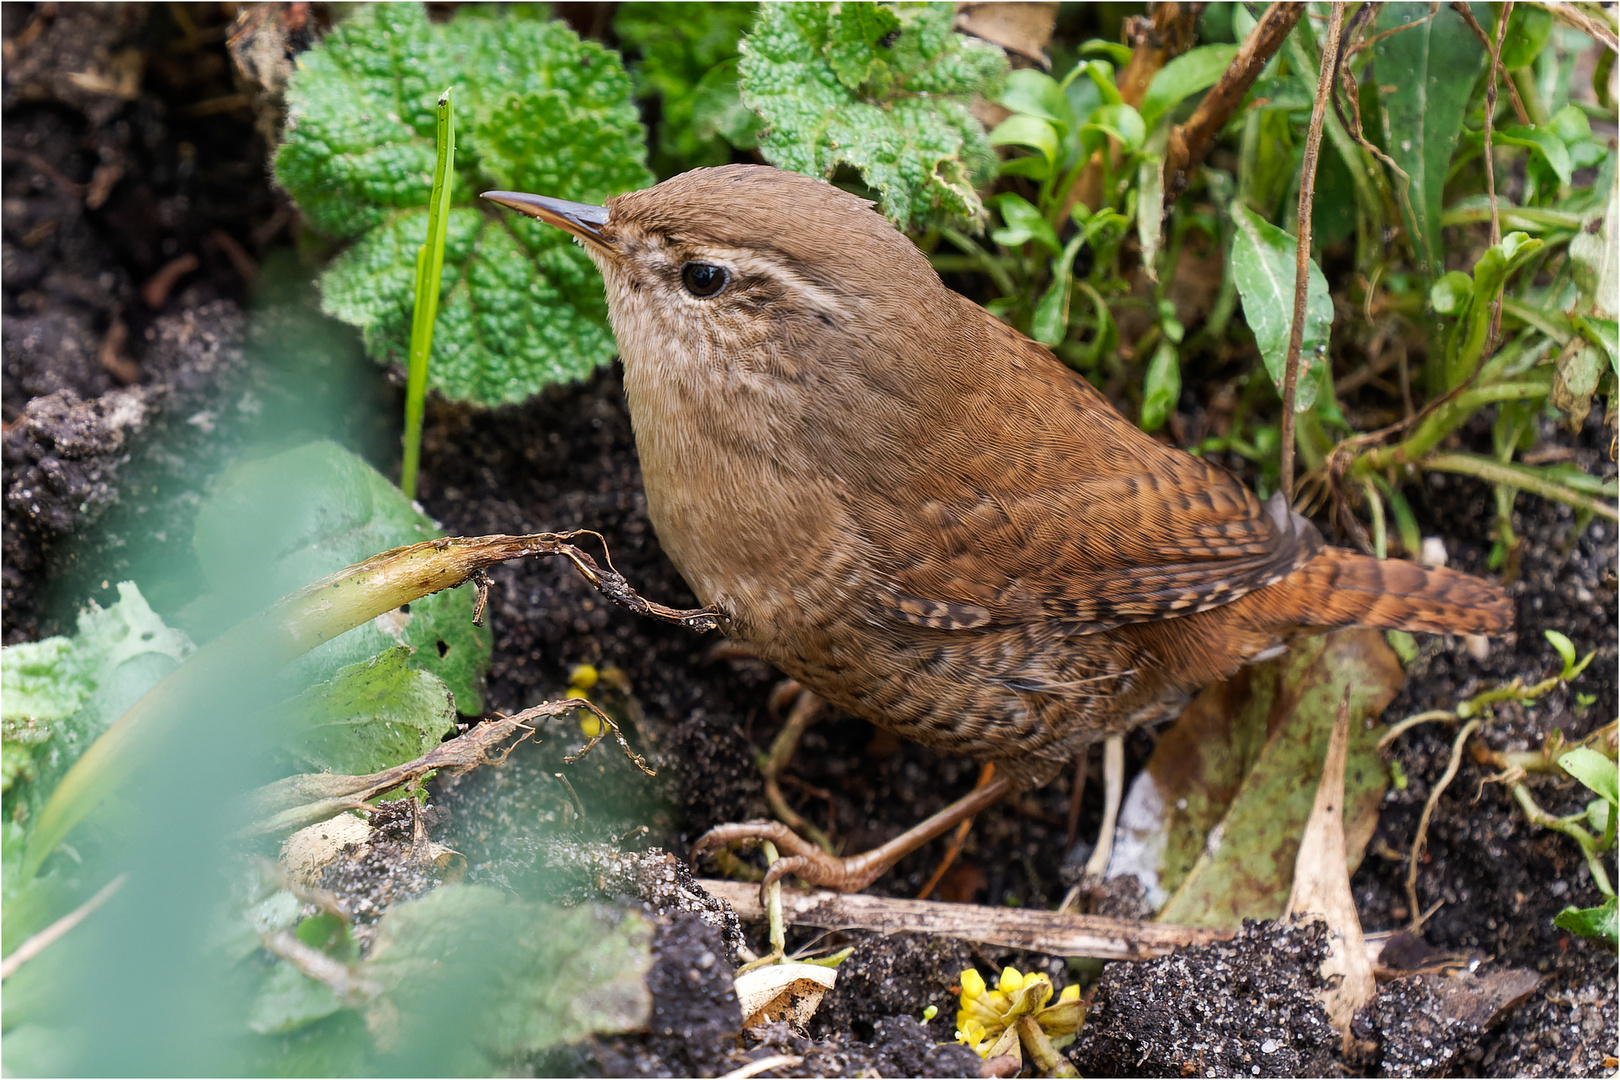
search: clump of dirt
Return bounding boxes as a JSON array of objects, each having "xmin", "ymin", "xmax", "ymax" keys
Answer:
[{"xmin": 1072, "ymin": 920, "xmax": 1340, "ymax": 1077}]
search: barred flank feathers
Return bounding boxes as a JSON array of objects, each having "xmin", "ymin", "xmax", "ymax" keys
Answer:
[{"xmin": 1280, "ymin": 548, "xmax": 1513, "ymax": 636}]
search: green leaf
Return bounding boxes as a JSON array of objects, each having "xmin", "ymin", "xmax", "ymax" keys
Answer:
[
  {"xmin": 1554, "ymin": 895, "xmax": 1618, "ymax": 948},
  {"xmin": 1499, "ymin": 125, "xmax": 1574, "ymax": 186},
  {"xmin": 2, "ymin": 583, "xmax": 192, "ymax": 814},
  {"xmin": 739, "ymin": 2, "xmax": 1008, "ymax": 231},
  {"xmin": 993, "ymin": 193, "xmax": 1060, "ymax": 254},
  {"xmin": 826, "ymin": 1, "xmax": 902, "ymax": 90},
  {"xmin": 1550, "ymin": 104, "xmax": 1592, "ymax": 148},
  {"xmin": 1574, "ymin": 315, "xmax": 1619, "ymax": 369},
  {"xmin": 1080, "ymin": 102, "xmax": 1146, "ymax": 158},
  {"xmin": 1430, "ymin": 270, "xmax": 1474, "ymax": 315},
  {"xmin": 1496, "ymin": 4, "xmax": 1553, "ymax": 70},
  {"xmin": 362, "ymin": 885, "xmax": 653, "ymax": 1061},
  {"xmin": 1588, "ymin": 797, "xmax": 1613, "ymax": 837},
  {"xmin": 990, "ymin": 114, "xmax": 1062, "ymax": 171},
  {"xmin": 185, "ymin": 441, "xmax": 491, "ymax": 712},
  {"xmin": 1032, "ymin": 233, "xmax": 1087, "ymax": 346},
  {"xmin": 1374, "ymin": 2, "xmax": 1489, "ymax": 273},
  {"xmin": 1140, "ymin": 44, "xmax": 1239, "ymax": 129},
  {"xmin": 1228, "ymin": 202, "xmax": 1333, "ymax": 410},
  {"xmin": 1118, "ymin": 630, "xmax": 1402, "ymax": 926},
  {"xmin": 283, "ymin": 649, "xmax": 458, "ymax": 776},
  {"xmin": 275, "ymin": 4, "xmax": 652, "ymax": 406},
  {"xmin": 1000, "ymin": 68, "xmax": 1073, "ymax": 132},
  {"xmin": 1544, "ymin": 628, "xmax": 1578, "ymax": 671},
  {"xmin": 615, "ymin": 3, "xmax": 760, "ymax": 173},
  {"xmin": 248, "ymin": 963, "xmax": 345, "ymax": 1036},
  {"xmin": 1559, "ymin": 747, "xmax": 1618, "ymax": 806},
  {"xmin": 1139, "ymin": 340, "xmax": 1181, "ymax": 432}
]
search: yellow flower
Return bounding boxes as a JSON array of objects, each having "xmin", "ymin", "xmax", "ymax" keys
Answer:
[{"xmin": 953, "ymin": 965, "xmax": 1084, "ymax": 1060}]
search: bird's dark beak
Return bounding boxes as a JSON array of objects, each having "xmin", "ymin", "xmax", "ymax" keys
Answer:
[{"xmin": 481, "ymin": 191, "xmax": 613, "ymax": 251}]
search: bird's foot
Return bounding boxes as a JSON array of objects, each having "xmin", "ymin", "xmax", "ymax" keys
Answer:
[
  {"xmin": 694, "ymin": 771, "xmax": 1017, "ymax": 896},
  {"xmin": 692, "ymin": 820, "xmax": 887, "ymax": 894}
]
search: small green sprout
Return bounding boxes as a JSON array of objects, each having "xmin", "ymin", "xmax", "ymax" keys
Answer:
[
  {"xmin": 1544, "ymin": 629, "xmax": 1596, "ymax": 683},
  {"xmin": 955, "ymin": 966, "xmax": 1083, "ymax": 1076},
  {"xmin": 921, "ymin": 1004, "xmax": 938, "ymax": 1023}
]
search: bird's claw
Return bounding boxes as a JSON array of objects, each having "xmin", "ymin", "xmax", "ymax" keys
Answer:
[{"xmin": 691, "ymin": 820, "xmax": 884, "ymax": 895}]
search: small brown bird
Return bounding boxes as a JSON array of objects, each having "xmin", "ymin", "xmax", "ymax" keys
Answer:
[{"xmin": 485, "ymin": 166, "xmax": 1512, "ymax": 892}]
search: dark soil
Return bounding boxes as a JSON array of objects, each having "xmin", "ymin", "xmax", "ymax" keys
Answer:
[{"xmin": 3, "ymin": 4, "xmax": 1616, "ymax": 1079}]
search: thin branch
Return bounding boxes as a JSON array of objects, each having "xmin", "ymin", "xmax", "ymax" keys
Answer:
[
  {"xmin": 0, "ymin": 874, "xmax": 128, "ymax": 980},
  {"xmin": 1450, "ymin": 1, "xmax": 1532, "ymax": 125},
  {"xmin": 1164, "ymin": 2, "xmax": 1306, "ymax": 202},
  {"xmin": 700, "ymin": 879, "xmax": 1229, "ymax": 961},
  {"xmin": 1279, "ymin": 3, "xmax": 1345, "ymax": 502},
  {"xmin": 1405, "ymin": 717, "xmax": 1481, "ymax": 930}
]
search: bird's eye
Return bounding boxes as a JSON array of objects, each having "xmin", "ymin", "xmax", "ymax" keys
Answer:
[{"xmin": 681, "ymin": 262, "xmax": 729, "ymax": 299}]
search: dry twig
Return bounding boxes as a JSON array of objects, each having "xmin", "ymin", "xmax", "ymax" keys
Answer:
[
  {"xmin": 1164, "ymin": 2, "xmax": 1306, "ymax": 201},
  {"xmin": 1279, "ymin": 3, "xmax": 1344, "ymax": 502}
]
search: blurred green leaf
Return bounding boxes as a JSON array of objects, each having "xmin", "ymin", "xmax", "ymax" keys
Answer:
[
  {"xmin": 1554, "ymin": 895, "xmax": 1618, "ymax": 948},
  {"xmin": 2, "ymin": 583, "xmax": 191, "ymax": 823},
  {"xmin": 1000, "ymin": 68, "xmax": 1073, "ymax": 132},
  {"xmin": 283, "ymin": 649, "xmax": 458, "ymax": 776},
  {"xmin": 1032, "ymin": 233, "xmax": 1087, "ymax": 346},
  {"xmin": 1496, "ymin": 4, "xmax": 1553, "ymax": 70},
  {"xmin": 1139, "ymin": 340, "xmax": 1181, "ymax": 432},
  {"xmin": 1499, "ymin": 125, "xmax": 1574, "ymax": 185},
  {"xmin": 990, "ymin": 114, "xmax": 1062, "ymax": 170},
  {"xmin": 1559, "ymin": 747, "xmax": 1619, "ymax": 806},
  {"xmin": 739, "ymin": 2, "xmax": 1007, "ymax": 231},
  {"xmin": 1228, "ymin": 202, "xmax": 1333, "ymax": 410},
  {"xmin": 615, "ymin": 3, "xmax": 760, "ymax": 174},
  {"xmin": 1140, "ymin": 44, "xmax": 1238, "ymax": 129},
  {"xmin": 993, "ymin": 193, "xmax": 1060, "ymax": 253},
  {"xmin": 1431, "ymin": 271, "xmax": 1474, "ymax": 315},
  {"xmin": 275, "ymin": 4, "xmax": 651, "ymax": 406},
  {"xmin": 185, "ymin": 441, "xmax": 491, "ymax": 712},
  {"xmin": 362, "ymin": 885, "xmax": 654, "ymax": 1062},
  {"xmin": 1374, "ymin": 2, "xmax": 1488, "ymax": 273},
  {"xmin": 1081, "ymin": 102, "xmax": 1145, "ymax": 157}
]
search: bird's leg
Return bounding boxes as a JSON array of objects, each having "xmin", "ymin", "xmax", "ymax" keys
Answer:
[
  {"xmin": 1082, "ymin": 735, "xmax": 1125, "ymax": 882},
  {"xmin": 694, "ymin": 772, "xmax": 1017, "ymax": 894},
  {"xmin": 916, "ymin": 762, "xmax": 996, "ymax": 899},
  {"xmin": 759, "ymin": 688, "xmax": 834, "ymax": 853}
]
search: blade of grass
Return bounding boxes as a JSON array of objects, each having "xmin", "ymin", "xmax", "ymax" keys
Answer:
[{"xmin": 401, "ymin": 88, "xmax": 456, "ymax": 500}]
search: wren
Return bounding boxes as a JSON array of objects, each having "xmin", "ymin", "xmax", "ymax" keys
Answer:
[{"xmin": 485, "ymin": 165, "xmax": 1511, "ymax": 892}]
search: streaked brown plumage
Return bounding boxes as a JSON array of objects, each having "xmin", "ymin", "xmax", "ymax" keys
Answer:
[{"xmin": 485, "ymin": 165, "xmax": 1512, "ymax": 890}]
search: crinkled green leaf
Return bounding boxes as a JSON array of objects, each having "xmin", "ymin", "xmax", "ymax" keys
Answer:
[
  {"xmin": 1229, "ymin": 202, "xmax": 1333, "ymax": 410},
  {"xmin": 362, "ymin": 885, "xmax": 653, "ymax": 1060},
  {"xmin": 184, "ymin": 440, "xmax": 490, "ymax": 712},
  {"xmin": 739, "ymin": 2, "xmax": 1007, "ymax": 231},
  {"xmin": 275, "ymin": 4, "xmax": 651, "ymax": 406},
  {"xmin": 1141, "ymin": 44, "xmax": 1238, "ymax": 129},
  {"xmin": 1374, "ymin": 2, "xmax": 1488, "ymax": 273},
  {"xmin": 1554, "ymin": 895, "xmax": 1618, "ymax": 948},
  {"xmin": 1107, "ymin": 630, "xmax": 1400, "ymax": 926},
  {"xmin": 283, "ymin": 649, "xmax": 458, "ymax": 776},
  {"xmin": 2, "ymin": 583, "xmax": 191, "ymax": 813},
  {"xmin": 615, "ymin": 3, "xmax": 760, "ymax": 174}
]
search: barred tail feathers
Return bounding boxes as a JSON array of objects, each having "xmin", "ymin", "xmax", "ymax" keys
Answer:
[{"xmin": 1275, "ymin": 547, "xmax": 1513, "ymax": 637}]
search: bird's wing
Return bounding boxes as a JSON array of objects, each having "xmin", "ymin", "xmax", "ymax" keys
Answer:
[{"xmin": 856, "ymin": 342, "xmax": 1320, "ymax": 635}]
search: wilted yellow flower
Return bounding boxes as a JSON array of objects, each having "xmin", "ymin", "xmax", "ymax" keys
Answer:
[{"xmin": 953, "ymin": 966, "xmax": 1083, "ymax": 1061}]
